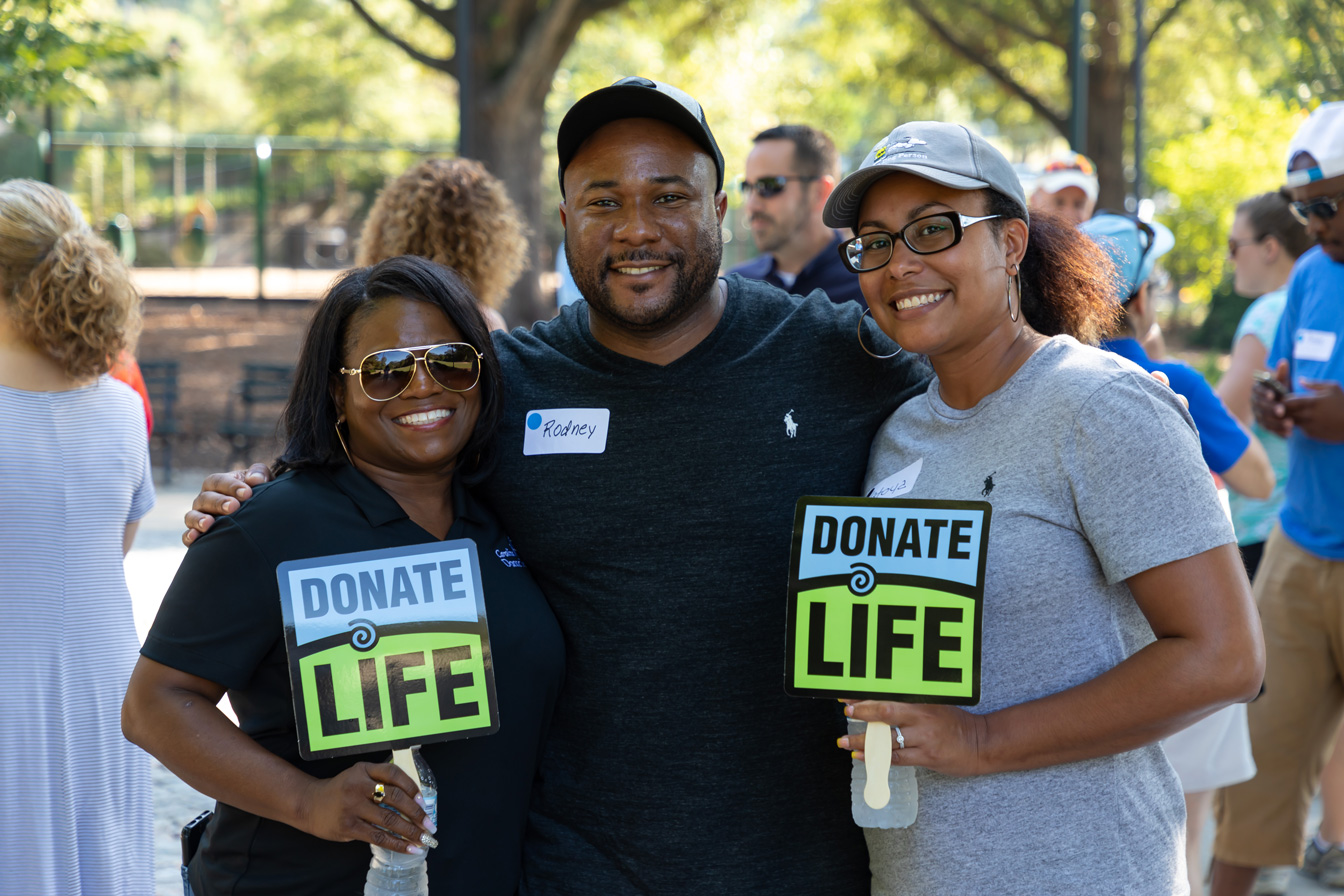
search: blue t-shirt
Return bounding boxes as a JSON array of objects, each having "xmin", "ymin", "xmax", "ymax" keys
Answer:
[
  {"xmin": 1227, "ymin": 288, "xmax": 1291, "ymax": 546},
  {"xmin": 1269, "ymin": 246, "xmax": 1344, "ymax": 560},
  {"xmin": 729, "ymin": 232, "xmax": 867, "ymax": 308},
  {"xmin": 1101, "ymin": 337, "xmax": 1251, "ymax": 475}
]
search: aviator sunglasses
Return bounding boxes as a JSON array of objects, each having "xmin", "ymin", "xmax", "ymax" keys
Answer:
[
  {"xmin": 340, "ymin": 342, "xmax": 483, "ymax": 401},
  {"xmin": 1289, "ymin": 191, "xmax": 1344, "ymax": 225},
  {"xmin": 738, "ymin": 175, "xmax": 817, "ymax": 198},
  {"xmin": 839, "ymin": 212, "xmax": 1001, "ymax": 273}
]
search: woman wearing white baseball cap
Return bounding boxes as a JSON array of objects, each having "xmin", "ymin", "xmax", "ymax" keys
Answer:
[{"xmin": 827, "ymin": 121, "xmax": 1264, "ymax": 894}]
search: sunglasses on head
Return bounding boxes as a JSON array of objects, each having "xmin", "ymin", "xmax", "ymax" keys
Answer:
[
  {"xmin": 1289, "ymin": 191, "xmax": 1344, "ymax": 225},
  {"xmin": 839, "ymin": 212, "xmax": 1001, "ymax": 273},
  {"xmin": 340, "ymin": 342, "xmax": 482, "ymax": 402},
  {"xmin": 738, "ymin": 175, "xmax": 817, "ymax": 198},
  {"xmin": 1043, "ymin": 154, "xmax": 1095, "ymax": 176}
]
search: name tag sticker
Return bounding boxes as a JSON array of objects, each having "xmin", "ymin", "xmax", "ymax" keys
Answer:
[
  {"xmin": 523, "ymin": 408, "xmax": 610, "ymax": 455},
  {"xmin": 866, "ymin": 459, "xmax": 923, "ymax": 499},
  {"xmin": 277, "ymin": 541, "xmax": 499, "ymax": 760},
  {"xmin": 785, "ymin": 496, "xmax": 990, "ymax": 705},
  {"xmin": 1295, "ymin": 329, "xmax": 1337, "ymax": 363}
]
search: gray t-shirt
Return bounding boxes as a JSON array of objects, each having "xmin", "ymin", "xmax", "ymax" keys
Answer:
[{"xmin": 861, "ymin": 336, "xmax": 1233, "ymax": 896}]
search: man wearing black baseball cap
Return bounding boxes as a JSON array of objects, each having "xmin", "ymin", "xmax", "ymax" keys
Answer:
[{"xmin": 184, "ymin": 77, "xmax": 929, "ymax": 894}]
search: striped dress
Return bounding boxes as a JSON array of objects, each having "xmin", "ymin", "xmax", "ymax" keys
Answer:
[{"xmin": 0, "ymin": 376, "xmax": 155, "ymax": 894}]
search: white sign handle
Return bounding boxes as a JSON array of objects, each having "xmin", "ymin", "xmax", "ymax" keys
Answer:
[
  {"xmin": 863, "ymin": 721, "xmax": 893, "ymax": 809},
  {"xmin": 392, "ymin": 747, "xmax": 422, "ymax": 791}
]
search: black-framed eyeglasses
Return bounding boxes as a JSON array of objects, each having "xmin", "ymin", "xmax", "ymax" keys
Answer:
[
  {"xmin": 738, "ymin": 175, "xmax": 817, "ymax": 198},
  {"xmin": 339, "ymin": 342, "xmax": 483, "ymax": 401},
  {"xmin": 1289, "ymin": 191, "xmax": 1344, "ymax": 225},
  {"xmin": 838, "ymin": 212, "xmax": 1001, "ymax": 273}
]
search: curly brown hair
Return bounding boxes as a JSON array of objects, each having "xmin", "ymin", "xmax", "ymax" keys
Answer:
[
  {"xmin": 356, "ymin": 158, "xmax": 530, "ymax": 312},
  {"xmin": 0, "ymin": 179, "xmax": 141, "ymax": 379},
  {"xmin": 986, "ymin": 194, "xmax": 1123, "ymax": 345}
]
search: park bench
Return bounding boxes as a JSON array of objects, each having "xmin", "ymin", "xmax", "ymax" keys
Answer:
[
  {"xmin": 218, "ymin": 363, "xmax": 293, "ymax": 468},
  {"xmin": 139, "ymin": 359, "xmax": 180, "ymax": 484}
]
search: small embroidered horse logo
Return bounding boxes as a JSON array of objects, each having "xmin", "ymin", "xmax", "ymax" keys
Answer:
[
  {"xmin": 981, "ymin": 472, "xmax": 996, "ymax": 497},
  {"xmin": 784, "ymin": 410, "xmax": 798, "ymax": 438}
]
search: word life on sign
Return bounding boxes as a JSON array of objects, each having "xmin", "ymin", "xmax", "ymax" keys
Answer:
[
  {"xmin": 278, "ymin": 540, "xmax": 499, "ymax": 759},
  {"xmin": 785, "ymin": 497, "xmax": 990, "ymax": 705}
]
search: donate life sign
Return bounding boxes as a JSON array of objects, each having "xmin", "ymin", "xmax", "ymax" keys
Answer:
[
  {"xmin": 785, "ymin": 497, "xmax": 990, "ymax": 705},
  {"xmin": 278, "ymin": 540, "xmax": 499, "ymax": 760}
]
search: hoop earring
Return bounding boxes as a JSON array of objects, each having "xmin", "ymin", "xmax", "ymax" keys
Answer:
[
  {"xmin": 1006, "ymin": 265, "xmax": 1021, "ymax": 323},
  {"xmin": 857, "ymin": 307, "xmax": 903, "ymax": 359},
  {"xmin": 334, "ymin": 415, "xmax": 354, "ymax": 466}
]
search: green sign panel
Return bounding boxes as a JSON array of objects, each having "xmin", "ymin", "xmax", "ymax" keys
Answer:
[
  {"xmin": 785, "ymin": 497, "xmax": 990, "ymax": 705},
  {"xmin": 278, "ymin": 540, "xmax": 499, "ymax": 759}
]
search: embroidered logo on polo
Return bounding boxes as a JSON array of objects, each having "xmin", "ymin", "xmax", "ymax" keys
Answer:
[
  {"xmin": 495, "ymin": 539, "xmax": 525, "ymax": 568},
  {"xmin": 522, "ymin": 408, "xmax": 610, "ymax": 455},
  {"xmin": 980, "ymin": 472, "xmax": 996, "ymax": 497},
  {"xmin": 784, "ymin": 410, "xmax": 799, "ymax": 438}
]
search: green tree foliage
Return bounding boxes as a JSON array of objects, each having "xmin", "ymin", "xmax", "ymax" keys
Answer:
[{"xmin": 0, "ymin": 0, "xmax": 159, "ymax": 114}]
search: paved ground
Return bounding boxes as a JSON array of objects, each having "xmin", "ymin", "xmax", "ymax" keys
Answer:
[{"xmin": 125, "ymin": 475, "xmax": 1336, "ymax": 895}]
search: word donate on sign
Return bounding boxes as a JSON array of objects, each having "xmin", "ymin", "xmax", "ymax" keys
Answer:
[
  {"xmin": 278, "ymin": 540, "xmax": 499, "ymax": 759},
  {"xmin": 785, "ymin": 497, "xmax": 990, "ymax": 704}
]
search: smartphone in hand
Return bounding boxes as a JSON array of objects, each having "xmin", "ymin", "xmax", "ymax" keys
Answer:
[{"xmin": 1253, "ymin": 369, "xmax": 1289, "ymax": 399}]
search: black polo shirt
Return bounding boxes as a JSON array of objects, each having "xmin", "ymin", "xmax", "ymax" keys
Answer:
[{"xmin": 143, "ymin": 464, "xmax": 564, "ymax": 896}]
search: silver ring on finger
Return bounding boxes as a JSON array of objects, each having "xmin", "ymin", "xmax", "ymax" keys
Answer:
[{"xmin": 893, "ymin": 726, "xmax": 906, "ymax": 749}]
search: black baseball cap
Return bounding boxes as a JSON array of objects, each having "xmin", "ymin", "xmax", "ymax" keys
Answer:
[{"xmin": 556, "ymin": 76, "xmax": 725, "ymax": 197}]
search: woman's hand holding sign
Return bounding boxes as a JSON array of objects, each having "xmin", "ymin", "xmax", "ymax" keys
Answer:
[
  {"xmin": 299, "ymin": 760, "xmax": 435, "ymax": 852},
  {"xmin": 839, "ymin": 700, "xmax": 992, "ymax": 778}
]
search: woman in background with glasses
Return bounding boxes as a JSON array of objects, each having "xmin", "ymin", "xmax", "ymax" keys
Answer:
[
  {"xmin": 0, "ymin": 179, "xmax": 154, "ymax": 895},
  {"xmin": 824, "ymin": 123, "xmax": 1263, "ymax": 895},
  {"xmin": 123, "ymin": 256, "xmax": 563, "ymax": 896}
]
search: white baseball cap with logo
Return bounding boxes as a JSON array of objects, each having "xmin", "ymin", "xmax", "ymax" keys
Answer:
[
  {"xmin": 1285, "ymin": 102, "xmax": 1344, "ymax": 188},
  {"xmin": 823, "ymin": 121, "xmax": 1029, "ymax": 231}
]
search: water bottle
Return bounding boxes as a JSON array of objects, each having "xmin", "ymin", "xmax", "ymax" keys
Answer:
[
  {"xmin": 364, "ymin": 746, "xmax": 438, "ymax": 896},
  {"xmin": 849, "ymin": 719, "xmax": 917, "ymax": 829}
]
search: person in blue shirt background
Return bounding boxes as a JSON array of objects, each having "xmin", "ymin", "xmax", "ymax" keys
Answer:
[
  {"xmin": 1083, "ymin": 211, "xmax": 1275, "ymax": 501},
  {"xmin": 1211, "ymin": 101, "xmax": 1344, "ymax": 896}
]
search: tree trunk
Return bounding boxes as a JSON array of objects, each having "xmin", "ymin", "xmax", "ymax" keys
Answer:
[
  {"xmin": 477, "ymin": 88, "xmax": 549, "ymax": 327},
  {"xmin": 1086, "ymin": 0, "xmax": 1131, "ymax": 210}
]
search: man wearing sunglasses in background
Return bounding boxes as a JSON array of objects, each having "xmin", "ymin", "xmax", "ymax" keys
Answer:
[
  {"xmin": 728, "ymin": 124, "xmax": 866, "ymax": 307},
  {"xmin": 1210, "ymin": 101, "xmax": 1344, "ymax": 896}
]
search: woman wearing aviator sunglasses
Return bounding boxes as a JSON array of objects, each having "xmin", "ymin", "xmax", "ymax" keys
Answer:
[
  {"xmin": 124, "ymin": 256, "xmax": 564, "ymax": 896},
  {"xmin": 823, "ymin": 122, "xmax": 1263, "ymax": 895}
]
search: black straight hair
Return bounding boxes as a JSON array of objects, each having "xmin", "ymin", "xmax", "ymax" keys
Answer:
[{"xmin": 273, "ymin": 255, "xmax": 503, "ymax": 484}]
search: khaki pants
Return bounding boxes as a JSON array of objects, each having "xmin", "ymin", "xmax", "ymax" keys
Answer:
[{"xmin": 1214, "ymin": 527, "xmax": 1344, "ymax": 867}]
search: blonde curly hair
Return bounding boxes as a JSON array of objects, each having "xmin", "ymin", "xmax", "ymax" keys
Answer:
[
  {"xmin": 357, "ymin": 158, "xmax": 530, "ymax": 312},
  {"xmin": 0, "ymin": 179, "xmax": 141, "ymax": 379}
]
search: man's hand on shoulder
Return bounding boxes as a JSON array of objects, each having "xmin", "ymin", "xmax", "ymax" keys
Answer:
[
  {"xmin": 182, "ymin": 464, "xmax": 272, "ymax": 546},
  {"xmin": 1147, "ymin": 370, "xmax": 1190, "ymax": 412}
]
